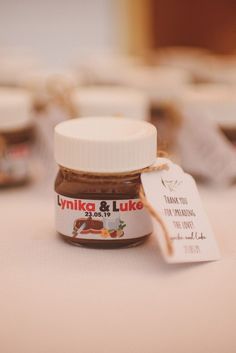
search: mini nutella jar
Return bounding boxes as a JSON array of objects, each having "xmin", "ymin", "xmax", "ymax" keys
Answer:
[
  {"xmin": 54, "ymin": 117, "xmax": 156, "ymax": 248},
  {"xmin": 0, "ymin": 89, "xmax": 34, "ymax": 187}
]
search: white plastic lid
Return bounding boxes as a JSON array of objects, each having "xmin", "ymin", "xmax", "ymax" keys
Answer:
[
  {"xmin": 0, "ymin": 89, "xmax": 33, "ymax": 131},
  {"xmin": 55, "ymin": 117, "xmax": 157, "ymax": 173},
  {"xmin": 72, "ymin": 86, "xmax": 149, "ymax": 121}
]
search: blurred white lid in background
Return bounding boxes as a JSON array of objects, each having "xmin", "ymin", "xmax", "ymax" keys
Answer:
[
  {"xmin": 0, "ymin": 88, "xmax": 33, "ymax": 131},
  {"xmin": 119, "ymin": 66, "xmax": 191, "ymax": 102},
  {"xmin": 73, "ymin": 86, "xmax": 149, "ymax": 121}
]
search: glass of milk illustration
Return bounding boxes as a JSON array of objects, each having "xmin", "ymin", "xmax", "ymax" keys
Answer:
[{"xmin": 103, "ymin": 216, "xmax": 120, "ymax": 230}]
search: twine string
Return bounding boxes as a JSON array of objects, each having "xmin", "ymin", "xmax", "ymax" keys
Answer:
[
  {"xmin": 31, "ymin": 76, "xmax": 78, "ymax": 118},
  {"xmin": 46, "ymin": 77, "xmax": 78, "ymax": 118},
  {"xmin": 0, "ymin": 135, "xmax": 6, "ymax": 157},
  {"xmin": 139, "ymin": 185, "xmax": 173, "ymax": 256},
  {"xmin": 139, "ymin": 163, "xmax": 173, "ymax": 256}
]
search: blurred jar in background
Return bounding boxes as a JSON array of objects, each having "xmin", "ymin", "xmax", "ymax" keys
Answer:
[
  {"xmin": 22, "ymin": 70, "xmax": 150, "ymax": 182},
  {"xmin": 178, "ymin": 84, "xmax": 236, "ymax": 145},
  {"xmin": 21, "ymin": 69, "xmax": 78, "ymax": 120},
  {"xmin": 193, "ymin": 84, "xmax": 236, "ymax": 145},
  {"xmin": 175, "ymin": 83, "xmax": 236, "ymax": 185},
  {"xmin": 118, "ymin": 65, "xmax": 191, "ymax": 155},
  {"xmin": 21, "ymin": 69, "xmax": 79, "ymax": 176},
  {"xmin": 0, "ymin": 89, "xmax": 35, "ymax": 187},
  {"xmin": 22, "ymin": 68, "xmax": 149, "ymax": 123}
]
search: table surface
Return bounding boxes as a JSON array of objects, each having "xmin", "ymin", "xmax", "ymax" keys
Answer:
[{"xmin": 1, "ymin": 181, "xmax": 236, "ymax": 353}]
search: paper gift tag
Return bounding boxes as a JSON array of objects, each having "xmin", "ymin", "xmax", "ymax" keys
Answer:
[{"xmin": 141, "ymin": 158, "xmax": 220, "ymax": 263}]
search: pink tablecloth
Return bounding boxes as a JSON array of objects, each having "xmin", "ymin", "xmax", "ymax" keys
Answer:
[{"xmin": 1, "ymin": 184, "xmax": 236, "ymax": 353}]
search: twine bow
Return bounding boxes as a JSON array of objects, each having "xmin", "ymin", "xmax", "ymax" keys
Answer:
[
  {"xmin": 138, "ymin": 163, "xmax": 173, "ymax": 256},
  {"xmin": 0, "ymin": 135, "xmax": 6, "ymax": 157}
]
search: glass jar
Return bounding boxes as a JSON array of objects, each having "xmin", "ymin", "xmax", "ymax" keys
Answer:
[
  {"xmin": 220, "ymin": 126, "xmax": 236, "ymax": 146},
  {"xmin": 54, "ymin": 117, "xmax": 157, "ymax": 248},
  {"xmin": 0, "ymin": 89, "xmax": 34, "ymax": 187}
]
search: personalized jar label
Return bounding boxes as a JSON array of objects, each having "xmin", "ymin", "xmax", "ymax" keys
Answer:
[
  {"xmin": 55, "ymin": 194, "xmax": 153, "ymax": 240},
  {"xmin": 141, "ymin": 158, "xmax": 220, "ymax": 263}
]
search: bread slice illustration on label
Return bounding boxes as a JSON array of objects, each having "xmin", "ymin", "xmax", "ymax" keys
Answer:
[{"xmin": 72, "ymin": 216, "xmax": 126, "ymax": 238}]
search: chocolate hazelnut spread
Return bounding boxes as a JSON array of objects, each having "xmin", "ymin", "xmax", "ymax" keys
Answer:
[
  {"xmin": 54, "ymin": 117, "xmax": 157, "ymax": 248},
  {"xmin": 0, "ymin": 125, "xmax": 34, "ymax": 186},
  {"xmin": 221, "ymin": 127, "xmax": 236, "ymax": 146},
  {"xmin": 150, "ymin": 103, "xmax": 181, "ymax": 153},
  {"xmin": 0, "ymin": 89, "xmax": 34, "ymax": 187}
]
